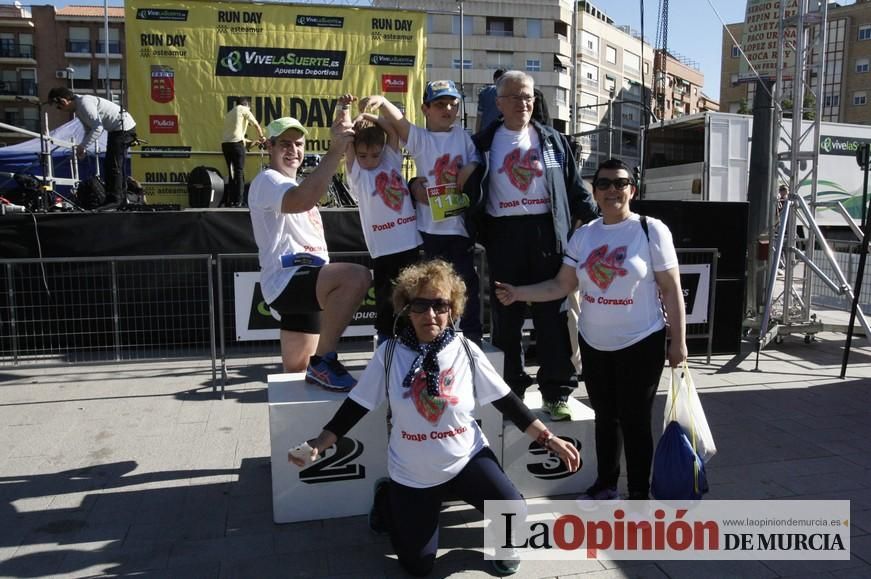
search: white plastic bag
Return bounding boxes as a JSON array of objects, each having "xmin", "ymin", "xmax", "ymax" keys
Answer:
[{"xmin": 664, "ymin": 362, "xmax": 717, "ymax": 463}]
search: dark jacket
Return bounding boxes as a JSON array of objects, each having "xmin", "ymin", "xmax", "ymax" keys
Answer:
[{"xmin": 464, "ymin": 120, "xmax": 597, "ymax": 253}]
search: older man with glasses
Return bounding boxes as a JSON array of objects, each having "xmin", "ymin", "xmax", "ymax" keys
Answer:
[{"xmin": 463, "ymin": 70, "xmax": 598, "ymax": 420}]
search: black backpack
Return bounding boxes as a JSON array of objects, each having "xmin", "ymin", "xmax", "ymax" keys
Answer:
[{"xmin": 76, "ymin": 176, "xmax": 107, "ymax": 210}]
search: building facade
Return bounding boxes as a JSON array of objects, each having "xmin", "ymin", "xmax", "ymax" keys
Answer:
[
  {"xmin": 0, "ymin": 3, "xmax": 125, "ymax": 147},
  {"xmin": 653, "ymin": 49, "xmax": 718, "ymax": 122},
  {"xmin": 720, "ymin": 0, "xmax": 871, "ymax": 125}
]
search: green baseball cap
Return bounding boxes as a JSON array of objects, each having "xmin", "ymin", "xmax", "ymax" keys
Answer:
[{"xmin": 266, "ymin": 117, "xmax": 308, "ymax": 138}]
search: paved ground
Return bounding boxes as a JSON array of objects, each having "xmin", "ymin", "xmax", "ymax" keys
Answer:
[{"xmin": 1, "ymin": 318, "xmax": 871, "ymax": 578}]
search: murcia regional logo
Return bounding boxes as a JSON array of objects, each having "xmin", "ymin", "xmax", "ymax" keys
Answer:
[{"xmin": 150, "ymin": 65, "xmax": 174, "ymax": 103}]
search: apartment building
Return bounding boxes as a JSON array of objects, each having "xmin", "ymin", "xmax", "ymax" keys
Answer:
[
  {"xmin": 721, "ymin": 0, "xmax": 871, "ymax": 125},
  {"xmin": 0, "ymin": 3, "xmax": 125, "ymax": 147},
  {"xmin": 653, "ymin": 49, "xmax": 718, "ymax": 121},
  {"xmin": 576, "ymin": 0, "xmax": 654, "ymax": 173}
]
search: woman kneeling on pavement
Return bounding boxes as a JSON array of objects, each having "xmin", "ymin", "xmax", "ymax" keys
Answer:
[
  {"xmin": 290, "ymin": 259, "xmax": 580, "ymax": 576},
  {"xmin": 496, "ymin": 158, "xmax": 687, "ymax": 502}
]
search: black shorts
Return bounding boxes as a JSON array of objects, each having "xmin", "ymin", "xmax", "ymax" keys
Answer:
[{"xmin": 269, "ymin": 266, "xmax": 322, "ymax": 334}]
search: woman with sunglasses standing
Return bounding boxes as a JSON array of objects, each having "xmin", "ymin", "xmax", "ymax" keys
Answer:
[
  {"xmin": 290, "ymin": 259, "xmax": 579, "ymax": 577},
  {"xmin": 495, "ymin": 158, "xmax": 687, "ymax": 502}
]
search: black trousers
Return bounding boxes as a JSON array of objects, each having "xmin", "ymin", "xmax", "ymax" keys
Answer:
[
  {"xmin": 384, "ymin": 447, "xmax": 523, "ymax": 577},
  {"xmin": 420, "ymin": 232, "xmax": 482, "ymax": 341},
  {"xmin": 373, "ymin": 247, "xmax": 420, "ymax": 338},
  {"xmin": 105, "ymin": 129, "xmax": 135, "ymax": 201},
  {"xmin": 221, "ymin": 141, "xmax": 247, "ymax": 206},
  {"xmin": 579, "ymin": 327, "xmax": 666, "ymax": 496},
  {"xmin": 485, "ymin": 214, "xmax": 575, "ymax": 402}
]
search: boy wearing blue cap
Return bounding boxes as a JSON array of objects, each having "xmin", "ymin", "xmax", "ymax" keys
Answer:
[{"xmin": 360, "ymin": 81, "xmax": 482, "ymax": 343}]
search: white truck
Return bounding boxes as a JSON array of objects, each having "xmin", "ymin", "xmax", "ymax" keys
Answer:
[{"xmin": 642, "ymin": 111, "xmax": 870, "ymax": 229}]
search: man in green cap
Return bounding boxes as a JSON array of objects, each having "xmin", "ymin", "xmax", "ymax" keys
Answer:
[{"xmin": 248, "ymin": 115, "xmax": 371, "ymax": 391}]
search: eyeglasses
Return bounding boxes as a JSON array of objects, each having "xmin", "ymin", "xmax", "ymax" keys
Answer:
[
  {"xmin": 593, "ymin": 177, "xmax": 634, "ymax": 191},
  {"xmin": 428, "ymin": 100, "xmax": 458, "ymax": 110},
  {"xmin": 498, "ymin": 94, "xmax": 535, "ymax": 104},
  {"xmin": 409, "ymin": 298, "xmax": 451, "ymax": 314}
]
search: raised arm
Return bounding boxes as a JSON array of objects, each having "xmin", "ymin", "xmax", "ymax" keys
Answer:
[
  {"xmin": 338, "ymin": 94, "xmax": 357, "ymax": 173},
  {"xmin": 495, "ymin": 263, "xmax": 578, "ymax": 305},
  {"xmin": 280, "ymin": 115, "xmax": 354, "ymax": 214},
  {"xmin": 358, "ymin": 94, "xmax": 412, "ymax": 143}
]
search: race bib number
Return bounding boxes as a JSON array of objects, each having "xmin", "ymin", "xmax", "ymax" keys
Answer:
[{"xmin": 427, "ymin": 183, "xmax": 469, "ymax": 221}]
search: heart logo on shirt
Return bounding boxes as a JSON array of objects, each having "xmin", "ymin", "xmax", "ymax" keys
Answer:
[
  {"xmin": 408, "ymin": 368, "xmax": 459, "ymax": 425},
  {"xmin": 582, "ymin": 244, "xmax": 628, "ymax": 290},
  {"xmin": 498, "ymin": 148, "xmax": 543, "ymax": 193},
  {"xmin": 431, "ymin": 154, "xmax": 462, "ymax": 185},
  {"xmin": 374, "ymin": 169, "xmax": 408, "ymax": 212}
]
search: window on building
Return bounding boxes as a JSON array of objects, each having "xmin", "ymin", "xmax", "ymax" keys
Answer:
[
  {"xmin": 556, "ymin": 87, "xmax": 567, "ymax": 105},
  {"xmin": 19, "ymin": 68, "xmax": 36, "ymax": 96},
  {"xmin": 97, "ymin": 28, "xmax": 121, "ymax": 54},
  {"xmin": 731, "ymin": 45, "xmax": 740, "ymax": 58},
  {"xmin": 857, "ymin": 58, "xmax": 870, "ymax": 73},
  {"xmin": 824, "ymin": 94, "xmax": 840, "ymax": 107},
  {"xmin": 486, "ymin": 16, "xmax": 513, "ymax": 37},
  {"xmin": 604, "ymin": 75, "xmax": 616, "ymax": 93},
  {"xmin": 644, "ymin": 62, "xmax": 650, "ymax": 75},
  {"xmin": 451, "ymin": 15, "xmax": 474, "ymax": 35},
  {"xmin": 625, "ymin": 51, "xmax": 640, "ymax": 74},
  {"xmin": 554, "ymin": 20, "xmax": 568, "ymax": 39},
  {"xmin": 68, "ymin": 27, "xmax": 90, "ymax": 54},
  {"xmin": 859, "ymin": 25, "xmax": 871, "ymax": 41},
  {"xmin": 731, "ymin": 73, "xmax": 739, "ymax": 85},
  {"xmin": 527, "ymin": 18, "xmax": 542, "ymax": 38},
  {"xmin": 605, "ymin": 46, "xmax": 617, "ymax": 64},
  {"xmin": 526, "ymin": 59, "xmax": 541, "ymax": 72},
  {"xmin": 854, "ymin": 91, "xmax": 867, "ymax": 105},
  {"xmin": 486, "ymin": 51, "xmax": 513, "ymax": 69},
  {"xmin": 581, "ymin": 62, "xmax": 599, "ymax": 88},
  {"xmin": 581, "ymin": 30, "xmax": 599, "ymax": 55}
]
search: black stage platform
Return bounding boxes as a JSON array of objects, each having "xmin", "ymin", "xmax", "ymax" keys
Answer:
[{"xmin": 0, "ymin": 202, "xmax": 747, "ymax": 354}]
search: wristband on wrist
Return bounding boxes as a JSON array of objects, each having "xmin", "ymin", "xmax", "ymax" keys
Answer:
[
  {"xmin": 536, "ymin": 429, "xmax": 554, "ymax": 449},
  {"xmin": 340, "ymin": 104, "xmax": 350, "ymax": 111}
]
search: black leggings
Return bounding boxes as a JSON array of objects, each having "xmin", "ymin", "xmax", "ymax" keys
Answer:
[
  {"xmin": 385, "ymin": 446, "xmax": 522, "ymax": 576},
  {"xmin": 579, "ymin": 327, "xmax": 666, "ymax": 496}
]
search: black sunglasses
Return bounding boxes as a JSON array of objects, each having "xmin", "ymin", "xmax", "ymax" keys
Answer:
[
  {"xmin": 409, "ymin": 298, "xmax": 451, "ymax": 314},
  {"xmin": 593, "ymin": 177, "xmax": 634, "ymax": 190}
]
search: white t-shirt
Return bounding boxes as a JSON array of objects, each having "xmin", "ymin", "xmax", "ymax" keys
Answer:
[
  {"xmin": 348, "ymin": 146, "xmax": 421, "ymax": 259},
  {"xmin": 486, "ymin": 126, "xmax": 550, "ymax": 217},
  {"xmin": 248, "ymin": 168, "xmax": 329, "ymax": 304},
  {"xmin": 350, "ymin": 337, "xmax": 511, "ymax": 488},
  {"xmin": 563, "ymin": 214, "xmax": 678, "ymax": 351},
  {"xmin": 404, "ymin": 124, "xmax": 478, "ymax": 237}
]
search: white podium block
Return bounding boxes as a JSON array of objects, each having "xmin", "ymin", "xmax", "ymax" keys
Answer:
[
  {"xmin": 268, "ymin": 373, "xmax": 388, "ymax": 524},
  {"xmin": 267, "ymin": 342, "xmax": 507, "ymax": 524},
  {"xmin": 501, "ymin": 391, "xmax": 597, "ymax": 499}
]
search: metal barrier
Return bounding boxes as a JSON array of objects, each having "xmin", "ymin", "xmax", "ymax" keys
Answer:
[
  {"xmin": 810, "ymin": 242, "xmax": 871, "ymax": 313},
  {"xmin": 0, "ymin": 255, "xmax": 216, "ymax": 386},
  {"xmin": 1, "ymin": 247, "xmax": 720, "ymax": 396}
]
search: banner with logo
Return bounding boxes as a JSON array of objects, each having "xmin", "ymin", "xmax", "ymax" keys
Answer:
[
  {"xmin": 233, "ymin": 271, "xmax": 376, "ymax": 340},
  {"xmin": 126, "ymin": 0, "xmax": 425, "ymax": 205}
]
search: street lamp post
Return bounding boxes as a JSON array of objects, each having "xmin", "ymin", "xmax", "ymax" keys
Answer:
[
  {"xmin": 457, "ymin": 0, "xmax": 466, "ymax": 128},
  {"xmin": 65, "ymin": 66, "xmax": 75, "ymax": 92}
]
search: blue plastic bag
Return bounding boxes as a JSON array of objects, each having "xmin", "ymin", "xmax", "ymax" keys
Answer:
[{"xmin": 651, "ymin": 421, "xmax": 709, "ymax": 500}]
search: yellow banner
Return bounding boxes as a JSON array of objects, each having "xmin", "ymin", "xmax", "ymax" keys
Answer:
[{"xmin": 125, "ymin": 0, "xmax": 425, "ymax": 205}]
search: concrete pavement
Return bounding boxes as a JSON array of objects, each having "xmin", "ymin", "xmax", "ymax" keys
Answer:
[{"xmin": 1, "ymin": 325, "xmax": 870, "ymax": 578}]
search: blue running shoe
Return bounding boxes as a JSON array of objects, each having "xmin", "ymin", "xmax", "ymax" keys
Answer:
[{"xmin": 305, "ymin": 352, "xmax": 356, "ymax": 392}]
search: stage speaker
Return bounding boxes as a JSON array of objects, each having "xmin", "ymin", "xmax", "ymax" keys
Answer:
[{"xmin": 188, "ymin": 166, "xmax": 224, "ymax": 208}]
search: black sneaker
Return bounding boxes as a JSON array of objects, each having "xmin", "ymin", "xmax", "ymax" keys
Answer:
[
  {"xmin": 368, "ymin": 477, "xmax": 391, "ymax": 534},
  {"xmin": 491, "ymin": 557, "xmax": 520, "ymax": 575}
]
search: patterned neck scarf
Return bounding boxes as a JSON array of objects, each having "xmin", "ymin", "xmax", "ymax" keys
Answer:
[{"xmin": 398, "ymin": 324, "xmax": 456, "ymax": 397}]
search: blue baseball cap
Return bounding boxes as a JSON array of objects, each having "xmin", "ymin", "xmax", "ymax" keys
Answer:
[{"xmin": 423, "ymin": 80, "xmax": 462, "ymax": 104}]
